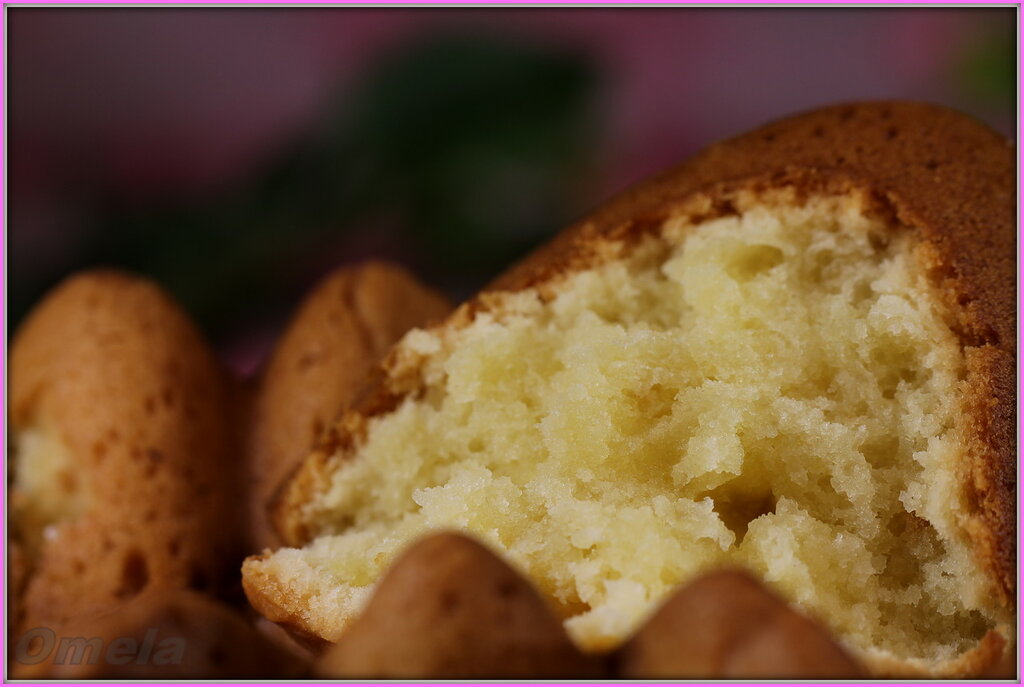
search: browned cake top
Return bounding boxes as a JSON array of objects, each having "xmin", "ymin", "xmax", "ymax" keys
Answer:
[
  {"xmin": 488, "ymin": 102, "xmax": 1015, "ymax": 605},
  {"xmin": 279, "ymin": 101, "xmax": 1015, "ymax": 620}
]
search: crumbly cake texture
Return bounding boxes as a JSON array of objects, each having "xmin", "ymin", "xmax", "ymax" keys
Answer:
[
  {"xmin": 247, "ymin": 262, "xmax": 451, "ymax": 551},
  {"xmin": 244, "ymin": 102, "xmax": 1014, "ymax": 677},
  {"xmin": 10, "ymin": 271, "xmax": 242, "ymax": 632}
]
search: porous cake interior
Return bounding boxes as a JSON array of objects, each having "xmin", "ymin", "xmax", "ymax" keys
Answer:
[
  {"xmin": 254, "ymin": 192, "xmax": 994, "ymax": 665},
  {"xmin": 11, "ymin": 425, "xmax": 84, "ymax": 556}
]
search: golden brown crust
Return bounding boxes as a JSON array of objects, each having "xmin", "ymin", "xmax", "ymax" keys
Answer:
[
  {"xmin": 959, "ymin": 345, "xmax": 1016, "ymax": 610},
  {"xmin": 314, "ymin": 532, "xmax": 606, "ymax": 679},
  {"xmin": 10, "ymin": 270, "xmax": 242, "ymax": 630},
  {"xmin": 615, "ymin": 569, "xmax": 863, "ymax": 679},
  {"xmin": 864, "ymin": 626, "xmax": 1013, "ymax": 678},
  {"xmin": 265, "ymin": 102, "xmax": 1015, "ymax": 675},
  {"xmin": 10, "ymin": 589, "xmax": 307, "ymax": 679},
  {"xmin": 248, "ymin": 262, "xmax": 450, "ymax": 551},
  {"xmin": 493, "ymin": 102, "xmax": 1016, "ymax": 608},
  {"xmin": 279, "ymin": 101, "xmax": 1013, "ymax": 556},
  {"xmin": 238, "ymin": 552, "xmax": 332, "ymax": 650}
]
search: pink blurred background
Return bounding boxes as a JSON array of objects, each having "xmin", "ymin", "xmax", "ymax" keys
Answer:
[{"xmin": 8, "ymin": 8, "xmax": 1016, "ymax": 371}]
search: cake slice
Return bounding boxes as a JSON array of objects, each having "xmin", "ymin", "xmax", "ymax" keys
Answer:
[
  {"xmin": 246, "ymin": 261, "xmax": 451, "ymax": 551},
  {"xmin": 242, "ymin": 102, "xmax": 1014, "ymax": 676}
]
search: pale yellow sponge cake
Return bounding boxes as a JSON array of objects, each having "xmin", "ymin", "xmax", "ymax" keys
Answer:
[
  {"xmin": 247, "ymin": 261, "xmax": 450, "ymax": 552},
  {"xmin": 243, "ymin": 102, "xmax": 1014, "ymax": 677}
]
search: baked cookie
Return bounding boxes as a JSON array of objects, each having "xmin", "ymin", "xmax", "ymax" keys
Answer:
[
  {"xmin": 313, "ymin": 532, "xmax": 605, "ymax": 678},
  {"xmin": 616, "ymin": 569, "xmax": 862, "ymax": 678},
  {"xmin": 10, "ymin": 270, "xmax": 241, "ymax": 631}
]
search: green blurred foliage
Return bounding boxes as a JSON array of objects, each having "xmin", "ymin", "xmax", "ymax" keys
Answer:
[
  {"xmin": 951, "ymin": 20, "xmax": 1014, "ymax": 109},
  {"xmin": 12, "ymin": 33, "xmax": 599, "ymax": 345}
]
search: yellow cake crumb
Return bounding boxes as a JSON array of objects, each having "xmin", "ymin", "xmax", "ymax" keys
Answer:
[{"xmin": 252, "ymin": 193, "xmax": 994, "ymax": 666}]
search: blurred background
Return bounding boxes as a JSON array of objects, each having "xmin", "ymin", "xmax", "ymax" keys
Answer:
[{"xmin": 8, "ymin": 8, "xmax": 1016, "ymax": 374}]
